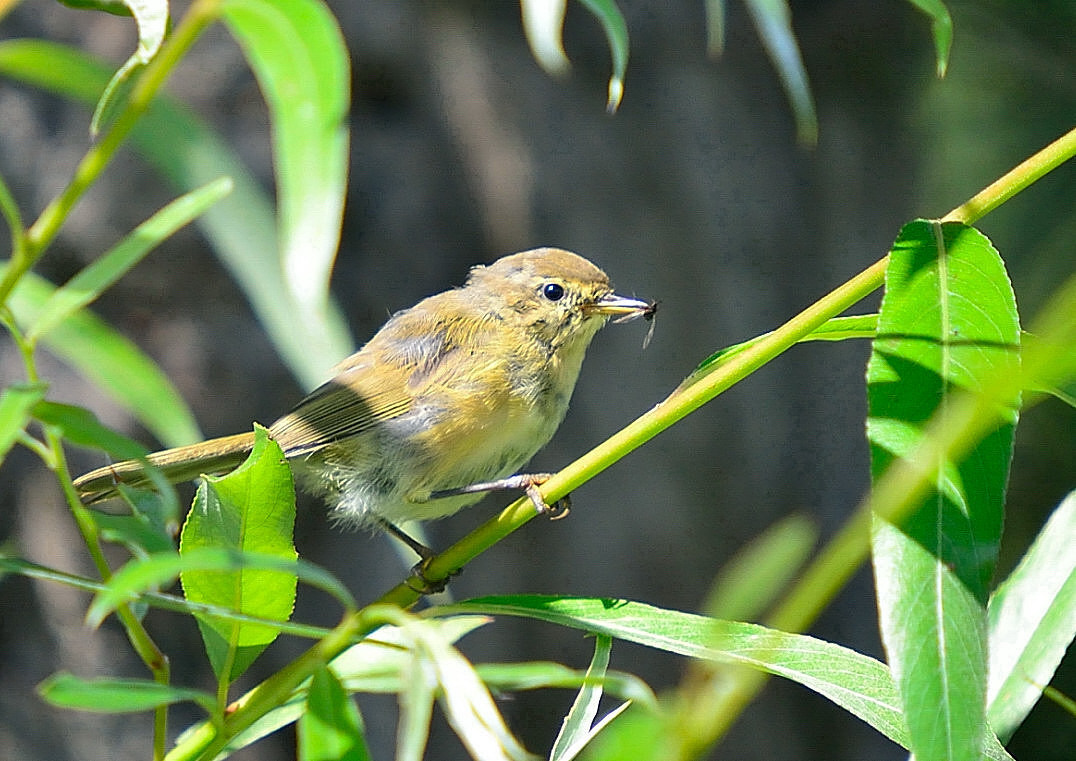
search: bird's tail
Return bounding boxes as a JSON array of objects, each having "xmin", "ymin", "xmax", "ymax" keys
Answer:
[{"xmin": 73, "ymin": 432, "xmax": 256, "ymax": 505}]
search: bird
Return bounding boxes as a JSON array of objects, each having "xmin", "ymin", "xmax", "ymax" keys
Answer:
[{"xmin": 74, "ymin": 248, "xmax": 653, "ymax": 557}]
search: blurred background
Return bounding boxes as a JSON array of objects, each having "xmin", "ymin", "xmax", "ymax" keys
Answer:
[{"xmin": 0, "ymin": 1, "xmax": 1073, "ymax": 759}]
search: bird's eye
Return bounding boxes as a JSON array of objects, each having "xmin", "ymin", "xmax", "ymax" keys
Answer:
[{"xmin": 541, "ymin": 282, "xmax": 565, "ymax": 302}]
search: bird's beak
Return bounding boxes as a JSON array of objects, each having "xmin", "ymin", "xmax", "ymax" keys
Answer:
[{"xmin": 585, "ymin": 292, "xmax": 656, "ymax": 323}]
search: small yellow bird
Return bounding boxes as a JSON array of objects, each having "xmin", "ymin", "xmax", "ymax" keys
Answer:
[{"xmin": 74, "ymin": 248, "xmax": 652, "ymax": 556}]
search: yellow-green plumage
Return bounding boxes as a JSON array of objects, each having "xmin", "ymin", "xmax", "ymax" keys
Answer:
[{"xmin": 74, "ymin": 248, "xmax": 650, "ymax": 531}]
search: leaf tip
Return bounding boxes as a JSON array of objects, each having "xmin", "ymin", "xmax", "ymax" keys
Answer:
[{"xmin": 606, "ymin": 77, "xmax": 624, "ymax": 114}]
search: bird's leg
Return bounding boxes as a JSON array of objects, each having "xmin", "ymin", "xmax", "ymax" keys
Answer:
[
  {"xmin": 377, "ymin": 517, "xmax": 434, "ymax": 560},
  {"xmin": 375, "ymin": 518, "xmax": 453, "ymax": 595},
  {"xmin": 429, "ymin": 473, "xmax": 572, "ymax": 519}
]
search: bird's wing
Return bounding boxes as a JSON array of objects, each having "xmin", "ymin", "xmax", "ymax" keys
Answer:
[{"xmin": 270, "ymin": 354, "xmax": 414, "ymax": 458}]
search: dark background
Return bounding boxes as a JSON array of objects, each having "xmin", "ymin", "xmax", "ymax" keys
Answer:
[{"xmin": 1, "ymin": 1, "xmax": 1073, "ymax": 759}]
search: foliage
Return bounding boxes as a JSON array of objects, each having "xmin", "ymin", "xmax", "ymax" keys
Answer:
[{"xmin": 0, "ymin": 1, "xmax": 1073, "ymax": 761}]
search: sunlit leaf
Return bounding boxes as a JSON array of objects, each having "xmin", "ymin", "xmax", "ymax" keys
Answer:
[
  {"xmin": 742, "ymin": 0, "xmax": 816, "ymax": 145},
  {"xmin": 299, "ymin": 666, "xmax": 372, "ymax": 761},
  {"xmin": 38, "ymin": 671, "xmax": 214, "ymax": 713},
  {"xmin": 905, "ymin": 0, "xmax": 953, "ymax": 77},
  {"xmin": 520, "ymin": 0, "xmax": 571, "ymax": 75},
  {"xmin": 0, "ymin": 384, "xmax": 46, "ymax": 463},
  {"xmin": 443, "ymin": 595, "xmax": 1014, "ymax": 760},
  {"xmin": 90, "ymin": 0, "xmax": 170, "ymax": 136},
  {"xmin": 180, "ymin": 426, "xmax": 298, "ymax": 682},
  {"xmin": 550, "ymin": 634, "xmax": 616, "ymax": 761},
  {"xmin": 27, "ymin": 178, "xmax": 232, "ymax": 343},
  {"xmin": 867, "ymin": 220, "xmax": 1020, "ymax": 761},
  {"xmin": 219, "ymin": 0, "xmax": 350, "ymax": 361},
  {"xmin": 0, "ymin": 40, "xmax": 354, "ymax": 389},
  {"xmin": 4, "ymin": 267, "xmax": 201, "ymax": 447},
  {"xmin": 987, "ymin": 491, "xmax": 1076, "ymax": 742},
  {"xmin": 576, "ymin": 0, "xmax": 629, "ymax": 112}
]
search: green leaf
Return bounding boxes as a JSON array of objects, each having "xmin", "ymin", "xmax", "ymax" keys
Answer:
[
  {"xmin": 687, "ymin": 314, "xmax": 878, "ymax": 386},
  {"xmin": 4, "ymin": 268, "xmax": 201, "ymax": 447},
  {"xmin": 0, "ymin": 383, "xmax": 46, "ymax": 463},
  {"xmin": 987, "ymin": 490, "xmax": 1076, "ymax": 742},
  {"xmin": 364, "ymin": 606, "xmax": 534, "ymax": 761},
  {"xmin": 2, "ymin": 553, "xmax": 330, "ymax": 638},
  {"xmin": 522, "ymin": 0, "xmax": 629, "ymax": 112},
  {"xmin": 520, "ymin": 0, "xmax": 571, "ymax": 75},
  {"xmin": 905, "ymin": 0, "xmax": 953, "ymax": 77},
  {"xmin": 803, "ymin": 313, "xmax": 878, "ymax": 342},
  {"xmin": 867, "ymin": 220, "xmax": 1020, "ymax": 761},
  {"xmin": 90, "ymin": 0, "xmax": 170, "ymax": 136},
  {"xmin": 576, "ymin": 0, "xmax": 629, "ymax": 112},
  {"xmin": 0, "ymin": 40, "xmax": 354, "ymax": 389},
  {"xmin": 474, "ymin": 662, "xmax": 655, "ymax": 707},
  {"xmin": 38, "ymin": 671, "xmax": 214, "ymax": 713},
  {"xmin": 86, "ymin": 546, "xmax": 353, "ymax": 629},
  {"xmin": 219, "ymin": 0, "xmax": 350, "ymax": 361},
  {"xmin": 181, "ymin": 616, "xmax": 490, "ymax": 756},
  {"xmin": 299, "ymin": 666, "xmax": 372, "ymax": 761},
  {"xmin": 26, "ymin": 177, "xmax": 233, "ymax": 343},
  {"xmin": 551, "ymin": 634, "xmax": 619, "ymax": 761},
  {"xmin": 55, "ymin": 0, "xmax": 134, "ymax": 16},
  {"xmin": 180, "ymin": 425, "xmax": 298, "ymax": 682},
  {"xmin": 742, "ymin": 0, "xmax": 817, "ymax": 145},
  {"xmin": 32, "ymin": 400, "xmax": 148, "ymax": 461},
  {"xmin": 92, "ymin": 513, "xmax": 175, "ymax": 556},
  {"xmin": 443, "ymin": 595, "xmax": 1015, "ymax": 760}
]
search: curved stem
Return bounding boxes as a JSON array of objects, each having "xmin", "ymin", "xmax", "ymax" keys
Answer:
[
  {"xmin": 166, "ymin": 123, "xmax": 1075, "ymax": 761},
  {"xmin": 0, "ymin": 0, "xmax": 223, "ymax": 306}
]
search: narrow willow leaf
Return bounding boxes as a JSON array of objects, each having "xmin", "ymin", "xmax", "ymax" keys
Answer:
[
  {"xmin": 686, "ymin": 314, "xmax": 877, "ymax": 386},
  {"xmin": 27, "ymin": 177, "xmax": 233, "ymax": 343},
  {"xmin": 5, "ymin": 268, "xmax": 200, "ymax": 447},
  {"xmin": 299, "ymin": 666, "xmax": 372, "ymax": 761},
  {"xmin": 576, "ymin": 0, "xmax": 629, "ymax": 112},
  {"xmin": 474, "ymin": 663, "xmax": 655, "ymax": 706},
  {"xmin": 365, "ymin": 606, "xmax": 535, "ymax": 761},
  {"xmin": 550, "ymin": 634, "xmax": 613, "ymax": 761},
  {"xmin": 91, "ymin": 512, "xmax": 176, "ymax": 556},
  {"xmin": 180, "ymin": 426, "xmax": 298, "ymax": 682},
  {"xmin": 55, "ymin": 0, "xmax": 134, "ymax": 14},
  {"xmin": 2, "ymin": 554, "xmax": 329, "ymax": 638},
  {"xmin": 38, "ymin": 671, "xmax": 214, "ymax": 713},
  {"xmin": 32, "ymin": 400, "xmax": 149, "ymax": 461},
  {"xmin": 90, "ymin": 0, "xmax": 169, "ymax": 136},
  {"xmin": 987, "ymin": 491, "xmax": 1076, "ymax": 742},
  {"xmin": 0, "ymin": 40, "xmax": 354, "ymax": 388},
  {"xmin": 219, "ymin": 0, "xmax": 350, "ymax": 346},
  {"xmin": 905, "ymin": 0, "xmax": 953, "ymax": 77},
  {"xmin": 0, "ymin": 384, "xmax": 46, "ymax": 462},
  {"xmin": 803, "ymin": 313, "xmax": 878, "ymax": 342},
  {"xmin": 520, "ymin": 0, "xmax": 571, "ymax": 75},
  {"xmin": 444, "ymin": 595, "xmax": 1015, "ymax": 760},
  {"xmin": 87, "ymin": 547, "xmax": 352, "ymax": 628},
  {"xmin": 867, "ymin": 220, "xmax": 1020, "ymax": 761},
  {"xmin": 180, "ymin": 617, "xmax": 490, "ymax": 756},
  {"xmin": 742, "ymin": 0, "xmax": 817, "ymax": 145}
]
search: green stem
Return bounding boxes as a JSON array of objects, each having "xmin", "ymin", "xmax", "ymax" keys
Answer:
[
  {"xmin": 168, "ymin": 122, "xmax": 1075, "ymax": 761},
  {"xmin": 165, "ymin": 609, "xmax": 378, "ymax": 761},
  {"xmin": 0, "ymin": 0, "xmax": 223, "ymax": 307},
  {"xmin": 943, "ymin": 124, "xmax": 1076, "ymax": 225},
  {"xmin": 0, "ymin": 166, "xmax": 24, "ymax": 255},
  {"xmin": 0, "ymin": 5, "xmax": 226, "ymax": 753}
]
